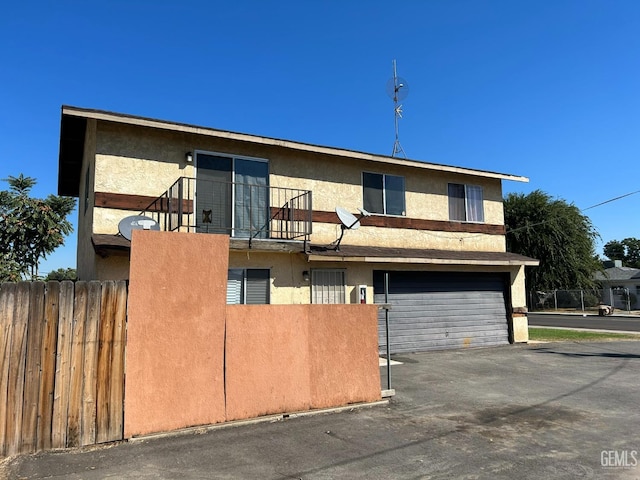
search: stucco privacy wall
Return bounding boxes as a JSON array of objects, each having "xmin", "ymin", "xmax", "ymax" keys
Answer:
[
  {"xmin": 126, "ymin": 230, "xmax": 381, "ymax": 438},
  {"xmin": 125, "ymin": 230, "xmax": 228, "ymax": 438},
  {"xmin": 225, "ymin": 304, "xmax": 381, "ymax": 421}
]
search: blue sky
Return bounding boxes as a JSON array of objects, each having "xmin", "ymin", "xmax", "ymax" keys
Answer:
[{"xmin": 1, "ymin": 0, "xmax": 639, "ymax": 274}]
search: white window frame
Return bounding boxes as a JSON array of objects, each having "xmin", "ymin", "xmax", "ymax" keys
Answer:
[
  {"xmin": 362, "ymin": 172, "xmax": 406, "ymax": 216},
  {"xmin": 448, "ymin": 183, "xmax": 485, "ymax": 223}
]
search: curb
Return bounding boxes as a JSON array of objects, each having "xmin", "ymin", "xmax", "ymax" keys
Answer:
[{"xmin": 128, "ymin": 399, "xmax": 390, "ymax": 443}]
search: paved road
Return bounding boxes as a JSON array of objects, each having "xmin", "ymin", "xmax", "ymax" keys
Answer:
[
  {"xmin": 3, "ymin": 341, "xmax": 640, "ymax": 479},
  {"xmin": 529, "ymin": 312, "xmax": 640, "ymax": 332}
]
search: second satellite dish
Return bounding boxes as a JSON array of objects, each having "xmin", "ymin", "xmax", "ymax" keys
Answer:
[
  {"xmin": 336, "ymin": 206, "xmax": 361, "ymax": 230},
  {"xmin": 118, "ymin": 215, "xmax": 160, "ymax": 241},
  {"xmin": 333, "ymin": 207, "xmax": 371, "ymax": 251}
]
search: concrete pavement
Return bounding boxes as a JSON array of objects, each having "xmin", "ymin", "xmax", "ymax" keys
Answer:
[{"xmin": 3, "ymin": 341, "xmax": 640, "ymax": 479}]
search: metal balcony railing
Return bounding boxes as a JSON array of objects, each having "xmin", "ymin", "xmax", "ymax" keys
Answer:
[{"xmin": 143, "ymin": 177, "xmax": 312, "ymax": 243}]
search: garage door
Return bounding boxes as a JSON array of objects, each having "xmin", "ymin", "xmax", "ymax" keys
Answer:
[{"xmin": 374, "ymin": 271, "xmax": 510, "ymax": 353}]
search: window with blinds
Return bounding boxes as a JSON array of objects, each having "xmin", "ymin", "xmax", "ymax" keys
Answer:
[
  {"xmin": 311, "ymin": 269, "xmax": 346, "ymax": 304},
  {"xmin": 227, "ymin": 268, "xmax": 270, "ymax": 304}
]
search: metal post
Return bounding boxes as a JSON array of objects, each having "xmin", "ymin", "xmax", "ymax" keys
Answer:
[
  {"xmin": 580, "ymin": 290, "xmax": 584, "ymax": 312},
  {"xmin": 610, "ymin": 287, "xmax": 613, "ymax": 309},
  {"xmin": 626, "ymin": 288, "xmax": 631, "ymax": 311},
  {"xmin": 177, "ymin": 179, "xmax": 183, "ymax": 231},
  {"xmin": 384, "ymin": 272, "xmax": 391, "ymax": 390},
  {"xmin": 554, "ymin": 290, "xmax": 558, "ymax": 311}
]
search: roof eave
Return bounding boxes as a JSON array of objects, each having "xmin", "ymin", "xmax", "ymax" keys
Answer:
[
  {"xmin": 60, "ymin": 105, "xmax": 530, "ymax": 184},
  {"xmin": 58, "ymin": 110, "xmax": 87, "ymax": 197},
  {"xmin": 307, "ymin": 254, "xmax": 539, "ymax": 266}
]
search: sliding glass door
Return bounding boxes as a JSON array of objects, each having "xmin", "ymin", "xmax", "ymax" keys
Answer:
[
  {"xmin": 234, "ymin": 159, "xmax": 268, "ymax": 238},
  {"xmin": 196, "ymin": 153, "xmax": 269, "ymax": 238}
]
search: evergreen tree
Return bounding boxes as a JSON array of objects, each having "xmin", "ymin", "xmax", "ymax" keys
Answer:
[{"xmin": 0, "ymin": 174, "xmax": 76, "ymax": 281}]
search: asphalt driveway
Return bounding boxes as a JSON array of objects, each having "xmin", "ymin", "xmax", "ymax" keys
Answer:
[{"xmin": 3, "ymin": 341, "xmax": 640, "ymax": 479}]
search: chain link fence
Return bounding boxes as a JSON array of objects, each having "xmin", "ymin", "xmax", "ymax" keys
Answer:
[{"xmin": 529, "ymin": 288, "xmax": 638, "ymax": 313}]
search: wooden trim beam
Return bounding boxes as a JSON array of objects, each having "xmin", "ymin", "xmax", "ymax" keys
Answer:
[{"xmin": 93, "ymin": 191, "xmax": 505, "ymax": 235}]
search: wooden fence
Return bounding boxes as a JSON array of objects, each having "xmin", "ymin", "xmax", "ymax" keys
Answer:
[{"xmin": 0, "ymin": 280, "xmax": 127, "ymax": 457}]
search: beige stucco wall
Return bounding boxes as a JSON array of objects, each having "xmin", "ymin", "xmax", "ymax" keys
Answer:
[
  {"xmin": 87, "ymin": 121, "xmax": 506, "ymax": 254},
  {"xmin": 95, "ymin": 122, "xmax": 195, "ymax": 196},
  {"xmin": 229, "ymin": 250, "xmax": 310, "ymax": 304},
  {"xmin": 509, "ymin": 265, "xmax": 527, "ymax": 309},
  {"xmin": 94, "ymin": 253, "xmax": 130, "ymax": 281},
  {"xmin": 270, "ymin": 153, "xmax": 504, "ymax": 225},
  {"xmin": 79, "ymin": 119, "xmax": 531, "ymax": 318},
  {"xmin": 230, "ymin": 251, "xmax": 528, "ymax": 321},
  {"xmin": 312, "ymin": 223, "xmax": 505, "ymax": 251},
  {"xmin": 512, "ymin": 315, "xmax": 529, "ymax": 343}
]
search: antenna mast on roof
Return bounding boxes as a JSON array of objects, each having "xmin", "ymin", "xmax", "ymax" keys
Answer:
[{"xmin": 387, "ymin": 59, "xmax": 409, "ymax": 158}]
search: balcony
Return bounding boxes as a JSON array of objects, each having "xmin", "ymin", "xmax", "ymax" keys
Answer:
[{"xmin": 143, "ymin": 177, "xmax": 312, "ymax": 246}]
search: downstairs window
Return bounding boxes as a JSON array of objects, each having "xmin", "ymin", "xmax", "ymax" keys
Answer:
[{"xmin": 227, "ymin": 268, "xmax": 270, "ymax": 304}]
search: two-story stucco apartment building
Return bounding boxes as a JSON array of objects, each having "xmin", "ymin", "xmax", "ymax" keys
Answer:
[{"xmin": 57, "ymin": 105, "xmax": 537, "ymax": 353}]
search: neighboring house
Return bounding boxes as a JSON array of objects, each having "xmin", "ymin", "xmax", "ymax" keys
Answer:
[
  {"xmin": 595, "ymin": 260, "xmax": 640, "ymax": 310},
  {"xmin": 57, "ymin": 105, "xmax": 538, "ymax": 353}
]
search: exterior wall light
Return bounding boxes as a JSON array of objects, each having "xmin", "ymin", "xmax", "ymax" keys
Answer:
[
  {"xmin": 185, "ymin": 151, "xmax": 193, "ymax": 163},
  {"xmin": 302, "ymin": 271, "xmax": 310, "ymax": 282}
]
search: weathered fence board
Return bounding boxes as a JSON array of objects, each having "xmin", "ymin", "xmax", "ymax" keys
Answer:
[
  {"xmin": 67, "ymin": 282, "xmax": 88, "ymax": 447},
  {"xmin": 0, "ymin": 280, "xmax": 127, "ymax": 457},
  {"xmin": 38, "ymin": 281, "xmax": 59, "ymax": 451},
  {"xmin": 51, "ymin": 280, "xmax": 74, "ymax": 449},
  {"xmin": 108, "ymin": 283, "xmax": 127, "ymax": 442},
  {"xmin": 6, "ymin": 283, "xmax": 29, "ymax": 457},
  {"xmin": 21, "ymin": 282, "xmax": 46, "ymax": 452},
  {"xmin": 0, "ymin": 283, "xmax": 16, "ymax": 456},
  {"xmin": 81, "ymin": 281, "xmax": 101, "ymax": 446},
  {"xmin": 96, "ymin": 281, "xmax": 115, "ymax": 444}
]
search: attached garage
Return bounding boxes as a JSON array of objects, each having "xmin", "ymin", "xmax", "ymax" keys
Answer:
[{"xmin": 374, "ymin": 271, "xmax": 511, "ymax": 353}]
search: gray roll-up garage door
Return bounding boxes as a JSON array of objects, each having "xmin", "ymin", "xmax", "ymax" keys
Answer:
[{"xmin": 374, "ymin": 271, "xmax": 510, "ymax": 353}]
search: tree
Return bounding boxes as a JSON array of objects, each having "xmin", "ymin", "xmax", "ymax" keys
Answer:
[
  {"xmin": 44, "ymin": 268, "xmax": 78, "ymax": 281},
  {"xmin": 0, "ymin": 174, "xmax": 76, "ymax": 281},
  {"xmin": 603, "ymin": 238, "xmax": 640, "ymax": 268},
  {"xmin": 603, "ymin": 240, "xmax": 625, "ymax": 262},
  {"xmin": 504, "ymin": 190, "xmax": 601, "ymax": 292}
]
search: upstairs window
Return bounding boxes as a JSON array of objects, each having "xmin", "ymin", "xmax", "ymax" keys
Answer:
[
  {"xmin": 448, "ymin": 184, "xmax": 484, "ymax": 223},
  {"xmin": 362, "ymin": 172, "xmax": 405, "ymax": 216},
  {"xmin": 227, "ymin": 268, "xmax": 270, "ymax": 304}
]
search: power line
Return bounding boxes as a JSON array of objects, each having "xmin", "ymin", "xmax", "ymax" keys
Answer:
[
  {"xmin": 581, "ymin": 190, "xmax": 640, "ymax": 211},
  {"xmin": 506, "ymin": 189, "xmax": 640, "ymax": 236}
]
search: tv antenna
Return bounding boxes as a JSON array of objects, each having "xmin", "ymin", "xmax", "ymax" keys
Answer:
[
  {"xmin": 333, "ymin": 206, "xmax": 370, "ymax": 251},
  {"xmin": 386, "ymin": 59, "xmax": 409, "ymax": 158}
]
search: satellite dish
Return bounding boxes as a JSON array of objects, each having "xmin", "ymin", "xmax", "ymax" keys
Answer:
[
  {"xmin": 332, "ymin": 207, "xmax": 371, "ymax": 251},
  {"xmin": 118, "ymin": 215, "xmax": 160, "ymax": 241},
  {"xmin": 386, "ymin": 76, "xmax": 410, "ymax": 103},
  {"xmin": 336, "ymin": 206, "xmax": 361, "ymax": 230}
]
